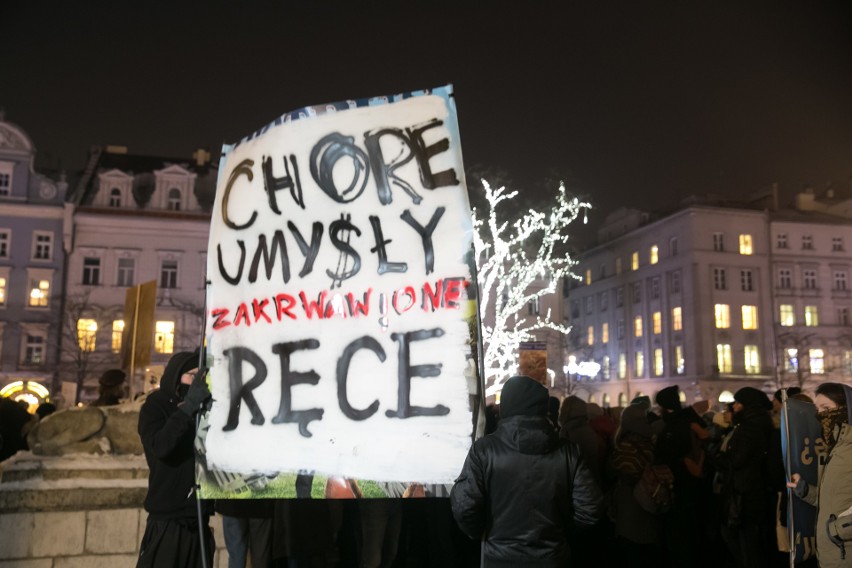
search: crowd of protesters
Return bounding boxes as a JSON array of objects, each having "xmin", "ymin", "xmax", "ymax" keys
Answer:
[{"xmin": 2, "ymin": 360, "xmax": 850, "ymax": 567}]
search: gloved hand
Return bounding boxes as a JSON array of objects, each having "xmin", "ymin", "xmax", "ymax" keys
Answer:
[{"xmin": 180, "ymin": 369, "xmax": 211, "ymax": 416}]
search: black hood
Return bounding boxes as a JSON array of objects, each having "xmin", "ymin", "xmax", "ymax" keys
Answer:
[
  {"xmin": 159, "ymin": 350, "xmax": 199, "ymax": 397},
  {"xmin": 500, "ymin": 375, "xmax": 549, "ymax": 419}
]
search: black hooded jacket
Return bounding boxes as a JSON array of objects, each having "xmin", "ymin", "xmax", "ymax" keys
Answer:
[
  {"xmin": 138, "ymin": 351, "xmax": 202, "ymax": 519},
  {"xmin": 451, "ymin": 377, "xmax": 604, "ymax": 567}
]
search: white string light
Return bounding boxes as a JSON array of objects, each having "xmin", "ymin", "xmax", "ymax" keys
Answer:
[{"xmin": 472, "ymin": 180, "xmax": 591, "ymax": 398}]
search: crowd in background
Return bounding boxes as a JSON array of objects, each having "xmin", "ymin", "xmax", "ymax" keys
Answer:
[{"xmin": 1, "ymin": 368, "xmax": 850, "ymax": 568}]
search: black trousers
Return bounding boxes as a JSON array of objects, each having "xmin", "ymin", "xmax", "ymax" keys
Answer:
[{"xmin": 137, "ymin": 515, "xmax": 215, "ymax": 568}]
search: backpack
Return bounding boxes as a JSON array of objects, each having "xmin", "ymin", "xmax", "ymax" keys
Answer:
[{"xmin": 633, "ymin": 463, "xmax": 675, "ymax": 514}]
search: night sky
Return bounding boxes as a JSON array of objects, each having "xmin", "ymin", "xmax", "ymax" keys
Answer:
[{"xmin": 2, "ymin": 1, "xmax": 851, "ymax": 224}]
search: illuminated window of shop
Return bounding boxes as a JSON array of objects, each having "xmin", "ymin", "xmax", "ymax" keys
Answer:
[
  {"xmin": 716, "ymin": 344, "xmax": 732, "ymax": 373},
  {"xmin": 714, "ymin": 304, "xmax": 730, "ymax": 328},
  {"xmin": 744, "ymin": 345, "xmax": 760, "ymax": 374}
]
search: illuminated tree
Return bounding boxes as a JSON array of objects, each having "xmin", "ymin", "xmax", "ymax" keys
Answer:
[{"xmin": 472, "ymin": 180, "xmax": 590, "ymax": 397}]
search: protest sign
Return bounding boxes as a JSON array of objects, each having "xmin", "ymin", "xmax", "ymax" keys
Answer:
[
  {"xmin": 198, "ymin": 85, "xmax": 481, "ymax": 499},
  {"xmin": 781, "ymin": 396, "xmax": 822, "ymax": 562}
]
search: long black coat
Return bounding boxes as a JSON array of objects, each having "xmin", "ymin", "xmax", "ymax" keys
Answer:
[
  {"xmin": 450, "ymin": 415, "xmax": 604, "ymax": 567},
  {"xmin": 717, "ymin": 405, "xmax": 773, "ymax": 523}
]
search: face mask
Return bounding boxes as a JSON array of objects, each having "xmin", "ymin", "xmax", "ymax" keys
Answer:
[
  {"xmin": 176, "ymin": 382, "xmax": 190, "ymax": 399},
  {"xmin": 817, "ymin": 406, "xmax": 847, "ymax": 451}
]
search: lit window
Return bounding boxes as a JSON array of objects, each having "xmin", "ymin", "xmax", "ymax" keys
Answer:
[
  {"xmin": 0, "ymin": 277, "xmax": 6, "ymax": 306},
  {"xmin": 713, "ymin": 268, "xmax": 727, "ymax": 290},
  {"xmin": 28, "ymin": 279, "xmax": 49, "ymax": 307},
  {"xmin": 634, "ymin": 316, "xmax": 643, "ymax": 338},
  {"xmin": 32, "ymin": 232, "xmax": 53, "ymax": 260},
  {"xmin": 779, "ymin": 304, "xmax": 795, "ymax": 326},
  {"xmin": 785, "ymin": 348, "xmax": 798, "ymax": 372},
  {"xmin": 160, "ymin": 260, "xmax": 178, "ymax": 289},
  {"xmin": 117, "ymin": 258, "xmax": 136, "ymax": 287},
  {"xmin": 776, "ymin": 233, "xmax": 788, "ymax": 249},
  {"xmin": 802, "ymin": 235, "xmax": 813, "ymax": 250},
  {"xmin": 109, "ymin": 188, "xmax": 122, "ymax": 207},
  {"xmin": 714, "ymin": 304, "xmax": 730, "ymax": 328},
  {"xmin": 739, "ymin": 234, "xmax": 753, "ymax": 255},
  {"xmin": 618, "ymin": 393, "xmax": 628, "ymax": 406},
  {"xmin": 602, "ymin": 322, "xmax": 609, "ymax": 344},
  {"xmin": 168, "ymin": 188, "xmax": 182, "ymax": 211},
  {"xmin": 741, "ymin": 269, "xmax": 753, "ymax": 291},
  {"xmin": 654, "ymin": 348, "xmax": 664, "ymax": 376},
  {"xmin": 112, "ymin": 320, "xmax": 124, "ymax": 353},
  {"xmin": 154, "ymin": 321, "xmax": 175, "ymax": 354},
  {"xmin": 713, "ymin": 233, "xmax": 724, "ymax": 252},
  {"xmin": 809, "ymin": 349, "xmax": 825, "ymax": 374},
  {"xmin": 716, "ymin": 344, "xmax": 732, "ymax": 373},
  {"xmin": 742, "ymin": 305, "xmax": 758, "ymax": 330},
  {"xmin": 585, "ymin": 269, "xmax": 592, "ymax": 285},
  {"xmin": 805, "ymin": 306, "xmax": 819, "ymax": 327},
  {"xmin": 635, "ymin": 352, "xmax": 645, "ymax": 377},
  {"xmin": 0, "ymin": 230, "xmax": 9, "ymax": 258},
  {"xmin": 834, "ymin": 271, "xmax": 847, "ymax": 291},
  {"xmin": 618, "ymin": 354, "xmax": 627, "ymax": 379},
  {"xmin": 650, "ymin": 245, "xmax": 659, "ymax": 265},
  {"xmin": 631, "ymin": 252, "xmax": 639, "ymax": 271},
  {"xmin": 82, "ymin": 257, "xmax": 100, "ymax": 285},
  {"xmin": 675, "ymin": 345, "xmax": 685, "ymax": 374},
  {"xmin": 672, "ymin": 307, "xmax": 682, "ymax": 331},
  {"xmin": 653, "ymin": 311, "xmax": 662, "ymax": 334},
  {"xmin": 602, "ymin": 356, "xmax": 610, "ymax": 380},
  {"xmin": 778, "ymin": 269, "xmax": 792, "ymax": 288},
  {"xmin": 744, "ymin": 345, "xmax": 760, "ymax": 374},
  {"xmin": 587, "ymin": 326, "xmax": 594, "ymax": 346},
  {"xmin": 77, "ymin": 319, "xmax": 97, "ymax": 352}
]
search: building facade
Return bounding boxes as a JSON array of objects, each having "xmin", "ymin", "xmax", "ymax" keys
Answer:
[
  {"xmin": 567, "ymin": 190, "xmax": 852, "ymax": 407},
  {"xmin": 65, "ymin": 146, "xmax": 215, "ymax": 402},
  {"xmin": 0, "ymin": 116, "xmax": 70, "ymax": 409}
]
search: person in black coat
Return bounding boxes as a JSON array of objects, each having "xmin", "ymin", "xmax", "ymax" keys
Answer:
[
  {"xmin": 450, "ymin": 375, "xmax": 604, "ymax": 567},
  {"xmin": 137, "ymin": 350, "xmax": 213, "ymax": 568},
  {"xmin": 717, "ymin": 387, "xmax": 774, "ymax": 568}
]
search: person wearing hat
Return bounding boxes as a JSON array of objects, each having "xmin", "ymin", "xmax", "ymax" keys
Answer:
[
  {"xmin": 451, "ymin": 375, "xmax": 604, "ymax": 567},
  {"xmin": 137, "ymin": 350, "xmax": 212, "ymax": 567},
  {"xmin": 91, "ymin": 369, "xmax": 127, "ymax": 407},
  {"xmin": 715, "ymin": 387, "xmax": 774, "ymax": 567},
  {"xmin": 652, "ymin": 385, "xmax": 711, "ymax": 568}
]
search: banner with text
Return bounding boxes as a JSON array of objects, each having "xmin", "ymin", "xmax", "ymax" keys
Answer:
[{"xmin": 199, "ymin": 85, "xmax": 481, "ymax": 499}]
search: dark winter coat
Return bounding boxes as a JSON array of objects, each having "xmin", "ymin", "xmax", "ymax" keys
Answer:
[
  {"xmin": 138, "ymin": 351, "xmax": 204, "ymax": 519},
  {"xmin": 716, "ymin": 405, "xmax": 774, "ymax": 524},
  {"xmin": 451, "ymin": 414, "xmax": 604, "ymax": 567}
]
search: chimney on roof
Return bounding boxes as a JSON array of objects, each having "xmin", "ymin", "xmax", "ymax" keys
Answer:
[
  {"xmin": 106, "ymin": 145, "xmax": 128, "ymax": 154},
  {"xmin": 193, "ymin": 148, "xmax": 211, "ymax": 166}
]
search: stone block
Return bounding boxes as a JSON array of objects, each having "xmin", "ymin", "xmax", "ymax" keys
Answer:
[
  {"xmin": 0, "ymin": 560, "xmax": 52, "ymax": 568},
  {"xmin": 85, "ymin": 509, "xmax": 139, "ymax": 554},
  {"xmin": 0, "ymin": 513, "xmax": 33, "ymax": 559},
  {"xmin": 29, "ymin": 408, "xmax": 104, "ymax": 455},
  {"xmin": 32, "ymin": 511, "xmax": 85, "ymax": 556},
  {"xmin": 54, "ymin": 554, "xmax": 137, "ymax": 568}
]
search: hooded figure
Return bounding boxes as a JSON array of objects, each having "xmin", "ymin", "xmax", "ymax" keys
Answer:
[
  {"xmin": 451, "ymin": 376, "xmax": 603, "ymax": 567},
  {"xmin": 137, "ymin": 350, "xmax": 212, "ymax": 568},
  {"xmin": 789, "ymin": 383, "xmax": 852, "ymax": 568},
  {"xmin": 559, "ymin": 396, "xmax": 605, "ymax": 483}
]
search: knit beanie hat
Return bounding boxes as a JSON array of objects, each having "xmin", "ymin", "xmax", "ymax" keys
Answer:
[
  {"xmin": 500, "ymin": 375, "xmax": 549, "ymax": 419},
  {"xmin": 734, "ymin": 387, "xmax": 772, "ymax": 410},
  {"xmin": 656, "ymin": 385, "xmax": 681, "ymax": 411}
]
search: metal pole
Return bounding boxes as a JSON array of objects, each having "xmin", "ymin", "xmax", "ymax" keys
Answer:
[
  {"xmin": 129, "ymin": 284, "xmax": 141, "ymax": 400},
  {"xmin": 781, "ymin": 389, "xmax": 795, "ymax": 568},
  {"xmin": 195, "ymin": 281, "xmax": 211, "ymax": 568}
]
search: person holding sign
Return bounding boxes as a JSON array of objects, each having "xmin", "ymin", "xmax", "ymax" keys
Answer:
[
  {"xmin": 137, "ymin": 350, "xmax": 213, "ymax": 568},
  {"xmin": 788, "ymin": 382, "xmax": 852, "ymax": 568},
  {"xmin": 450, "ymin": 375, "xmax": 604, "ymax": 567}
]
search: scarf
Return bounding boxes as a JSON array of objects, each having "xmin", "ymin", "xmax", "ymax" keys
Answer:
[{"xmin": 818, "ymin": 406, "xmax": 847, "ymax": 453}]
